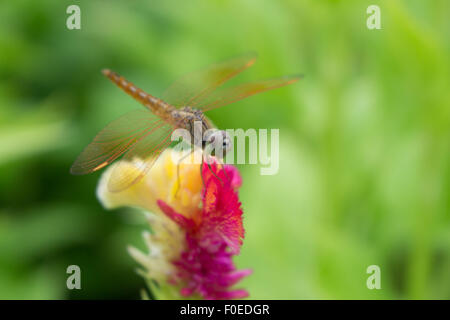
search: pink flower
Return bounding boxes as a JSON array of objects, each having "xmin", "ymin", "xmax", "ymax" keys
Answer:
[{"xmin": 158, "ymin": 162, "xmax": 251, "ymax": 299}]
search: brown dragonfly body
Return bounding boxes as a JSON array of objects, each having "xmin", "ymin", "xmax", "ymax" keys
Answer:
[{"xmin": 71, "ymin": 53, "xmax": 301, "ymax": 191}]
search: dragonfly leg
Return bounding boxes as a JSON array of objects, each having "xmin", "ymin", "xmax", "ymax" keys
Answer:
[
  {"xmin": 208, "ymin": 162, "xmax": 223, "ymax": 186},
  {"xmin": 202, "ymin": 154, "xmax": 223, "ymax": 187},
  {"xmin": 200, "ymin": 156, "xmax": 205, "ymax": 192},
  {"xmin": 174, "ymin": 149, "xmax": 194, "ymax": 198}
]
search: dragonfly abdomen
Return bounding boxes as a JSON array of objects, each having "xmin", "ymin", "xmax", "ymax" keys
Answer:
[{"xmin": 102, "ymin": 69, "xmax": 174, "ymax": 119}]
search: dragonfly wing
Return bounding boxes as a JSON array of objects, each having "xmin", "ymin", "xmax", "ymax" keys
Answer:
[
  {"xmin": 107, "ymin": 121, "xmax": 174, "ymax": 192},
  {"xmin": 70, "ymin": 110, "xmax": 167, "ymax": 175},
  {"xmin": 162, "ymin": 52, "xmax": 257, "ymax": 108},
  {"xmin": 194, "ymin": 75, "xmax": 302, "ymax": 112}
]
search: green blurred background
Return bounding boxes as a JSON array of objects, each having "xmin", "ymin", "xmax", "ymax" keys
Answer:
[{"xmin": 1, "ymin": 0, "xmax": 449, "ymax": 299}]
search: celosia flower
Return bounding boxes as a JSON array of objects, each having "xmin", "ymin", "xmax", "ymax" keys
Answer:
[{"xmin": 97, "ymin": 149, "xmax": 251, "ymax": 299}]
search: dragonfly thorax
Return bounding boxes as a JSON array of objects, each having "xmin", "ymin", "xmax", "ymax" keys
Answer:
[{"xmin": 171, "ymin": 107, "xmax": 210, "ymax": 129}]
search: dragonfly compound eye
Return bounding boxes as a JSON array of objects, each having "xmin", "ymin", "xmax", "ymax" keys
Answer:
[{"xmin": 218, "ymin": 130, "xmax": 232, "ymax": 153}]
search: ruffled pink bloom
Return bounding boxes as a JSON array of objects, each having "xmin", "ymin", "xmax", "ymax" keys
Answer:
[{"xmin": 157, "ymin": 162, "xmax": 251, "ymax": 300}]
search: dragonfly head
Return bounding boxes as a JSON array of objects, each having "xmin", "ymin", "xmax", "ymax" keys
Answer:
[{"xmin": 204, "ymin": 129, "xmax": 232, "ymax": 159}]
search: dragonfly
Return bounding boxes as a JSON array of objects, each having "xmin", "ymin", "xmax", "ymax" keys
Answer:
[{"xmin": 70, "ymin": 52, "xmax": 301, "ymax": 192}]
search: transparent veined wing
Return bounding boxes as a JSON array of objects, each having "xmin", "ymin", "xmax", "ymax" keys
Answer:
[
  {"xmin": 70, "ymin": 109, "xmax": 173, "ymax": 181},
  {"xmin": 162, "ymin": 52, "xmax": 257, "ymax": 108},
  {"xmin": 107, "ymin": 121, "xmax": 174, "ymax": 192},
  {"xmin": 193, "ymin": 75, "xmax": 303, "ymax": 112}
]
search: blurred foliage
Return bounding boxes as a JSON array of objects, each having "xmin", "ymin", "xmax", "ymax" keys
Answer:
[{"xmin": 0, "ymin": 0, "xmax": 449, "ymax": 299}]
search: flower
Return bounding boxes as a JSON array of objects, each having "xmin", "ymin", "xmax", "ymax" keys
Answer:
[{"xmin": 97, "ymin": 149, "xmax": 251, "ymax": 299}]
